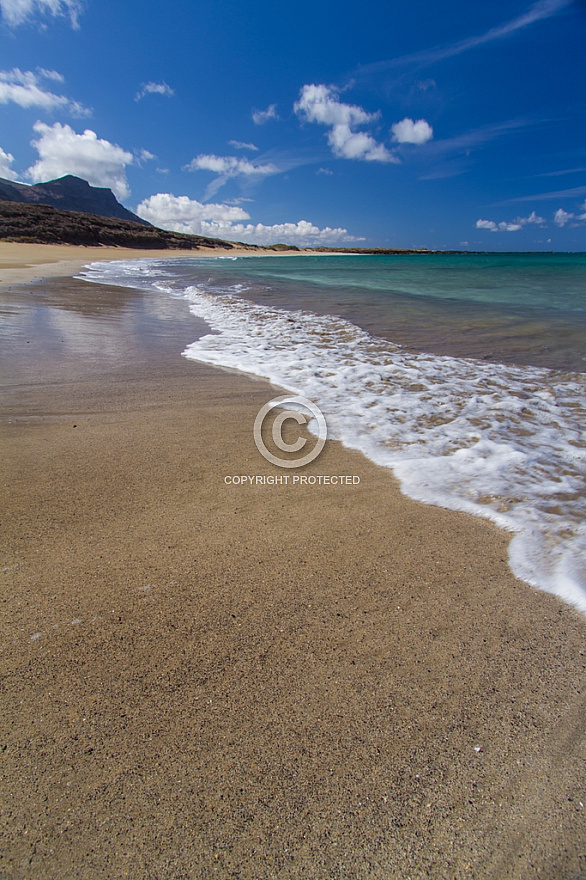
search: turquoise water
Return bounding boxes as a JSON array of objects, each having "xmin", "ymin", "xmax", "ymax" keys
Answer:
[
  {"xmin": 146, "ymin": 253, "xmax": 586, "ymax": 372},
  {"xmin": 217, "ymin": 252, "xmax": 586, "ymax": 312}
]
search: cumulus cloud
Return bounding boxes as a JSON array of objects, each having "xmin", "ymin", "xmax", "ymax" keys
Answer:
[
  {"xmin": 137, "ymin": 193, "xmax": 248, "ymax": 230},
  {"xmin": 252, "ymin": 103, "xmax": 278, "ymax": 125},
  {"xmin": 0, "ymin": 68, "xmax": 89, "ymax": 115},
  {"xmin": 476, "ymin": 218, "xmax": 522, "ymax": 232},
  {"xmin": 0, "ymin": 146, "xmax": 18, "ymax": 179},
  {"xmin": 391, "ymin": 117, "xmax": 433, "ymax": 145},
  {"xmin": 135, "ymin": 81, "xmax": 174, "ymax": 101},
  {"xmin": 476, "ymin": 211, "xmax": 548, "ymax": 232},
  {"xmin": 553, "ymin": 207, "xmax": 586, "ymax": 227},
  {"xmin": 229, "ymin": 140, "xmax": 259, "ymax": 151},
  {"xmin": 26, "ymin": 121, "xmax": 134, "ymax": 199},
  {"xmin": 0, "ymin": 0, "xmax": 82, "ymax": 27},
  {"xmin": 185, "ymin": 153, "xmax": 279, "ymax": 198},
  {"xmin": 554, "ymin": 208, "xmax": 572, "ymax": 227},
  {"xmin": 136, "ymin": 192, "xmax": 362, "ymax": 246},
  {"xmin": 294, "ymin": 84, "xmax": 397, "ymax": 164},
  {"xmin": 516, "ymin": 210, "xmax": 546, "ymax": 226}
]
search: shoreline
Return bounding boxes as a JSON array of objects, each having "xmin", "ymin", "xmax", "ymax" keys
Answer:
[
  {"xmin": 1, "ymin": 256, "xmax": 586, "ymax": 877},
  {"xmin": 0, "ymin": 241, "xmax": 296, "ymax": 289}
]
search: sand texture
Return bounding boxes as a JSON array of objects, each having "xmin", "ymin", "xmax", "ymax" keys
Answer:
[{"xmin": 1, "ymin": 269, "xmax": 585, "ymax": 879}]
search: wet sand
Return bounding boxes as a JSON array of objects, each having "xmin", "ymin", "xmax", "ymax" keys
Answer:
[{"xmin": 1, "ymin": 269, "xmax": 586, "ymax": 879}]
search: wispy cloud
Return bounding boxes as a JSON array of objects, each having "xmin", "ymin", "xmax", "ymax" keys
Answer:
[
  {"xmin": 496, "ymin": 185, "xmax": 586, "ymax": 204},
  {"xmin": 423, "ymin": 118, "xmax": 530, "ymax": 159},
  {"xmin": 135, "ymin": 81, "xmax": 174, "ymax": 101},
  {"xmin": 354, "ymin": 0, "xmax": 573, "ymax": 79},
  {"xmin": 0, "ymin": 0, "xmax": 82, "ymax": 28},
  {"xmin": 0, "ymin": 68, "xmax": 90, "ymax": 115},
  {"xmin": 184, "ymin": 153, "xmax": 279, "ymax": 199},
  {"xmin": 134, "ymin": 148, "xmax": 155, "ymax": 166},
  {"xmin": 229, "ymin": 140, "xmax": 259, "ymax": 151},
  {"xmin": 535, "ymin": 166, "xmax": 586, "ymax": 177},
  {"xmin": 414, "ymin": 118, "xmax": 530, "ymax": 179},
  {"xmin": 252, "ymin": 104, "xmax": 279, "ymax": 125}
]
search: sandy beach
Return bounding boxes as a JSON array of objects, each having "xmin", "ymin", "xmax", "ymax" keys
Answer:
[
  {"xmin": 1, "ymin": 245, "xmax": 585, "ymax": 879},
  {"xmin": 0, "ymin": 242, "xmax": 288, "ymax": 290}
]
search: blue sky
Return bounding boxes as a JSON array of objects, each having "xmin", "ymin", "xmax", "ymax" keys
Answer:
[{"xmin": 0, "ymin": 0, "xmax": 585, "ymax": 249}]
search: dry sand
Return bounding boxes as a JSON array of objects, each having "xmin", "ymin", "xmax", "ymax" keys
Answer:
[
  {"xmin": 1, "ymin": 250, "xmax": 585, "ymax": 879},
  {"xmin": 0, "ymin": 242, "xmax": 288, "ymax": 289}
]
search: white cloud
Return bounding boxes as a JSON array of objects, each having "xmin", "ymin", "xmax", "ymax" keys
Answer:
[
  {"xmin": 358, "ymin": 0, "xmax": 573, "ymax": 77},
  {"xmin": 294, "ymin": 84, "xmax": 397, "ymax": 164},
  {"xmin": 26, "ymin": 121, "xmax": 134, "ymax": 200},
  {"xmin": 229, "ymin": 140, "xmax": 258, "ymax": 151},
  {"xmin": 553, "ymin": 207, "xmax": 586, "ymax": 227},
  {"xmin": 185, "ymin": 153, "xmax": 279, "ymax": 198},
  {"xmin": 252, "ymin": 104, "xmax": 278, "ymax": 125},
  {"xmin": 295, "ymin": 84, "xmax": 375, "ymax": 128},
  {"xmin": 317, "ymin": 167, "xmax": 333, "ymax": 175},
  {"xmin": 136, "ymin": 192, "xmax": 362, "ymax": 246},
  {"xmin": 476, "ymin": 218, "xmax": 522, "ymax": 232},
  {"xmin": 186, "ymin": 154, "xmax": 278, "ymax": 177},
  {"xmin": 0, "ymin": 68, "xmax": 89, "ymax": 115},
  {"xmin": 36, "ymin": 68, "xmax": 64, "ymax": 82},
  {"xmin": 0, "ymin": 0, "xmax": 82, "ymax": 27},
  {"xmin": 391, "ymin": 117, "xmax": 433, "ymax": 145},
  {"xmin": 0, "ymin": 146, "xmax": 18, "ymax": 179},
  {"xmin": 476, "ymin": 211, "xmax": 548, "ymax": 232},
  {"xmin": 135, "ymin": 148, "xmax": 155, "ymax": 165},
  {"xmin": 554, "ymin": 208, "xmax": 573, "ymax": 227},
  {"xmin": 135, "ymin": 81, "xmax": 174, "ymax": 101},
  {"xmin": 497, "ymin": 185, "xmax": 586, "ymax": 205},
  {"xmin": 515, "ymin": 210, "xmax": 546, "ymax": 226},
  {"xmin": 137, "ymin": 193, "xmax": 248, "ymax": 232}
]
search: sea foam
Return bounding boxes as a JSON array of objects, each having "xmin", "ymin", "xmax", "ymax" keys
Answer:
[{"xmin": 80, "ymin": 259, "xmax": 586, "ymax": 614}]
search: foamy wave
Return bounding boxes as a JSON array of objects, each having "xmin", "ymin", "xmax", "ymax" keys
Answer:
[
  {"xmin": 80, "ymin": 259, "xmax": 586, "ymax": 613},
  {"xmin": 177, "ymin": 284, "xmax": 586, "ymax": 613}
]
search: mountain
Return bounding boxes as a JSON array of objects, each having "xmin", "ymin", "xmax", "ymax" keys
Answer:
[
  {"xmin": 0, "ymin": 200, "xmax": 245, "ymax": 250},
  {"xmin": 0, "ymin": 175, "xmax": 151, "ymax": 226}
]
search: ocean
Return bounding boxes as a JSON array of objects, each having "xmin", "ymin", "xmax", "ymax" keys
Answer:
[{"xmin": 80, "ymin": 253, "xmax": 586, "ymax": 614}]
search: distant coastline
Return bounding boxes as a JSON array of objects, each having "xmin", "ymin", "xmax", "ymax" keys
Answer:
[{"xmin": 3, "ymin": 202, "xmax": 582, "ymax": 255}]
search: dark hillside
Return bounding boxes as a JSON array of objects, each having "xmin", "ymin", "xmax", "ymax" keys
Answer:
[{"xmin": 0, "ymin": 201, "xmax": 239, "ymax": 250}]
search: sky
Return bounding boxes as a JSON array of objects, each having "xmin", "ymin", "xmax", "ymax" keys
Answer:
[{"xmin": 0, "ymin": 0, "xmax": 585, "ymax": 249}]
